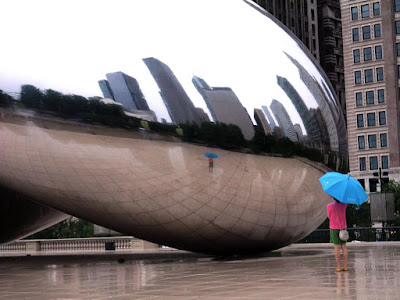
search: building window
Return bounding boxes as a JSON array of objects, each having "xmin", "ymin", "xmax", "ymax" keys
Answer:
[
  {"xmin": 351, "ymin": 49, "xmax": 361, "ymax": 64},
  {"xmin": 368, "ymin": 134, "xmax": 377, "ymax": 148},
  {"xmin": 370, "ymin": 178, "xmax": 379, "ymax": 192},
  {"xmin": 356, "ymin": 92, "xmax": 362, "ymax": 106},
  {"xmin": 376, "ymin": 67, "xmax": 383, "ymax": 81},
  {"xmin": 353, "ymin": 49, "xmax": 360, "ymax": 63},
  {"xmin": 374, "ymin": 24, "xmax": 381, "ymax": 38},
  {"xmin": 357, "ymin": 114, "xmax": 364, "ymax": 127},
  {"xmin": 360, "ymin": 157, "xmax": 366, "ymax": 171},
  {"xmin": 311, "ymin": 9, "xmax": 315, "ymax": 21},
  {"xmin": 361, "ymin": 4, "xmax": 369, "ymax": 18},
  {"xmin": 396, "ymin": 21, "xmax": 400, "ymax": 34},
  {"xmin": 375, "ymin": 45, "xmax": 382, "ymax": 59},
  {"xmin": 398, "ymin": 65, "xmax": 400, "ymax": 78},
  {"xmin": 378, "ymin": 89, "xmax": 384, "ymax": 103},
  {"xmin": 366, "ymin": 90, "xmax": 374, "ymax": 104},
  {"xmin": 382, "ymin": 155, "xmax": 388, "ymax": 169},
  {"xmin": 396, "ymin": 0, "xmax": 400, "ymax": 12},
  {"xmin": 364, "ymin": 47, "xmax": 372, "ymax": 61},
  {"xmin": 352, "ymin": 28, "xmax": 359, "ymax": 41},
  {"xmin": 397, "ymin": 43, "xmax": 400, "ymax": 56},
  {"xmin": 355, "ymin": 71, "xmax": 362, "ymax": 84},
  {"xmin": 370, "ymin": 156, "xmax": 378, "ymax": 170},
  {"xmin": 380, "ymin": 133, "xmax": 387, "ymax": 147},
  {"xmin": 358, "ymin": 136, "xmax": 365, "ymax": 149},
  {"xmin": 362, "ymin": 26, "xmax": 371, "ymax": 39},
  {"xmin": 351, "ymin": 6, "xmax": 358, "ymax": 20},
  {"xmin": 379, "ymin": 111, "xmax": 386, "ymax": 125},
  {"xmin": 373, "ymin": 2, "xmax": 380, "ymax": 16},
  {"xmin": 367, "ymin": 112, "xmax": 375, "ymax": 126},
  {"xmin": 365, "ymin": 69, "xmax": 373, "ymax": 83}
]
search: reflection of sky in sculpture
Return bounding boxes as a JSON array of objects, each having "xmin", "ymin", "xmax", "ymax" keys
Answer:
[{"xmin": 0, "ymin": 0, "xmax": 343, "ymax": 150}]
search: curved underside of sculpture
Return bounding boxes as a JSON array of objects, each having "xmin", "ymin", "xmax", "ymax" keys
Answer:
[
  {"xmin": 0, "ymin": 184, "xmax": 69, "ymax": 243},
  {"xmin": 0, "ymin": 115, "xmax": 331, "ymax": 254}
]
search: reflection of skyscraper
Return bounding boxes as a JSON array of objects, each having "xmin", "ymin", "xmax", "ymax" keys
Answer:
[
  {"xmin": 261, "ymin": 106, "xmax": 276, "ymax": 131},
  {"xmin": 277, "ymin": 75, "xmax": 321, "ymax": 144},
  {"xmin": 284, "ymin": 52, "xmax": 346, "ymax": 154},
  {"xmin": 192, "ymin": 76, "xmax": 255, "ymax": 140},
  {"xmin": 254, "ymin": 108, "xmax": 272, "ymax": 135},
  {"xmin": 195, "ymin": 107, "xmax": 210, "ymax": 123},
  {"xmin": 98, "ymin": 80, "xmax": 115, "ymax": 100},
  {"xmin": 293, "ymin": 124, "xmax": 304, "ymax": 141},
  {"xmin": 143, "ymin": 57, "xmax": 201, "ymax": 125},
  {"xmin": 270, "ymin": 99, "xmax": 298, "ymax": 142},
  {"xmin": 105, "ymin": 72, "xmax": 150, "ymax": 111}
]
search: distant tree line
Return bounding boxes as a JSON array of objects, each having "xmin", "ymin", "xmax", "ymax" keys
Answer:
[
  {"xmin": 0, "ymin": 89, "xmax": 14, "ymax": 107},
  {"xmin": 25, "ymin": 217, "xmax": 94, "ymax": 239}
]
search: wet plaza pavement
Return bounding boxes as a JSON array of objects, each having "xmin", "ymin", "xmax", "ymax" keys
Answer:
[{"xmin": 1, "ymin": 242, "xmax": 400, "ymax": 299}]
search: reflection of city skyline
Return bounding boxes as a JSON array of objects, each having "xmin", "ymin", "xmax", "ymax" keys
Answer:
[{"xmin": 94, "ymin": 55, "xmax": 339, "ymax": 148}]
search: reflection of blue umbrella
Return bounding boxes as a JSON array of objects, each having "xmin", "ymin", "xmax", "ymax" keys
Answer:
[
  {"xmin": 205, "ymin": 152, "xmax": 218, "ymax": 159},
  {"xmin": 319, "ymin": 172, "xmax": 368, "ymax": 207}
]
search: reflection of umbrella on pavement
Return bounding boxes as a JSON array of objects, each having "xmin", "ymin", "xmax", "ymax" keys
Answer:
[
  {"xmin": 319, "ymin": 172, "xmax": 368, "ymax": 207},
  {"xmin": 205, "ymin": 152, "xmax": 218, "ymax": 159}
]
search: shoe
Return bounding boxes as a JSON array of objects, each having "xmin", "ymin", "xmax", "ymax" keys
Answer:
[
  {"xmin": 342, "ymin": 267, "xmax": 348, "ymax": 271},
  {"xmin": 335, "ymin": 268, "xmax": 342, "ymax": 272}
]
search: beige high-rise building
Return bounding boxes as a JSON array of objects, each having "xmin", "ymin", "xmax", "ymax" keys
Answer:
[{"xmin": 341, "ymin": 0, "xmax": 400, "ymax": 191}]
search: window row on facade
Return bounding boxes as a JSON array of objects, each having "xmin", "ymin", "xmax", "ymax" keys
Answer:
[
  {"xmin": 355, "ymin": 89, "xmax": 384, "ymax": 106},
  {"xmin": 351, "ymin": 3, "xmax": 380, "ymax": 20},
  {"xmin": 359, "ymin": 155, "xmax": 388, "ymax": 171},
  {"xmin": 353, "ymin": 45, "xmax": 382, "ymax": 63},
  {"xmin": 357, "ymin": 132, "xmax": 387, "ymax": 149},
  {"xmin": 352, "ymin": 24, "xmax": 381, "ymax": 41},
  {"xmin": 354, "ymin": 67, "xmax": 383, "ymax": 84},
  {"xmin": 356, "ymin": 111, "xmax": 386, "ymax": 128}
]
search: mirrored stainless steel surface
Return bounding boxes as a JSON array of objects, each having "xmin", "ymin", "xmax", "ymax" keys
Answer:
[{"xmin": 0, "ymin": 0, "xmax": 347, "ymax": 254}]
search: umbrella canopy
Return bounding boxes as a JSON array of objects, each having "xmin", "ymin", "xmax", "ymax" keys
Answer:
[
  {"xmin": 205, "ymin": 152, "xmax": 218, "ymax": 159},
  {"xmin": 319, "ymin": 172, "xmax": 368, "ymax": 206}
]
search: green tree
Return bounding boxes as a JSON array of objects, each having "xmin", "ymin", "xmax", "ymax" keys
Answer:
[
  {"xmin": 59, "ymin": 94, "xmax": 88, "ymax": 115},
  {"xmin": 0, "ymin": 89, "xmax": 13, "ymax": 107},
  {"xmin": 26, "ymin": 217, "xmax": 94, "ymax": 239},
  {"xmin": 20, "ymin": 84, "xmax": 43, "ymax": 109},
  {"xmin": 384, "ymin": 180, "xmax": 400, "ymax": 226},
  {"xmin": 43, "ymin": 89, "xmax": 63, "ymax": 112},
  {"xmin": 346, "ymin": 203, "xmax": 372, "ymax": 227}
]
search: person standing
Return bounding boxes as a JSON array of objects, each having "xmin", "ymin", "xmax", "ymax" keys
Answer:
[
  {"xmin": 208, "ymin": 156, "xmax": 213, "ymax": 172},
  {"xmin": 327, "ymin": 198, "xmax": 348, "ymax": 272}
]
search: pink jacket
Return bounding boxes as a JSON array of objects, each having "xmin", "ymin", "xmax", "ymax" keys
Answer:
[{"xmin": 327, "ymin": 202, "xmax": 347, "ymax": 229}]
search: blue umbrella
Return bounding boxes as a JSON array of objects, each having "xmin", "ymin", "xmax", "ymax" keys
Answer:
[
  {"xmin": 319, "ymin": 172, "xmax": 368, "ymax": 207},
  {"xmin": 205, "ymin": 152, "xmax": 218, "ymax": 159}
]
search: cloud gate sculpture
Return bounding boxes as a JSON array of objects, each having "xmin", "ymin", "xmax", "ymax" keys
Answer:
[{"xmin": 0, "ymin": 0, "xmax": 347, "ymax": 254}]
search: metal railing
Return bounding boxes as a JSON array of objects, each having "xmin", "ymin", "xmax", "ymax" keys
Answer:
[
  {"xmin": 299, "ymin": 227, "xmax": 400, "ymax": 243},
  {"xmin": 0, "ymin": 236, "xmax": 159, "ymax": 253}
]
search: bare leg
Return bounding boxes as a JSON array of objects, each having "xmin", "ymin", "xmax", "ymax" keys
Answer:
[
  {"xmin": 334, "ymin": 244, "xmax": 341, "ymax": 270},
  {"xmin": 341, "ymin": 244, "xmax": 348, "ymax": 270}
]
